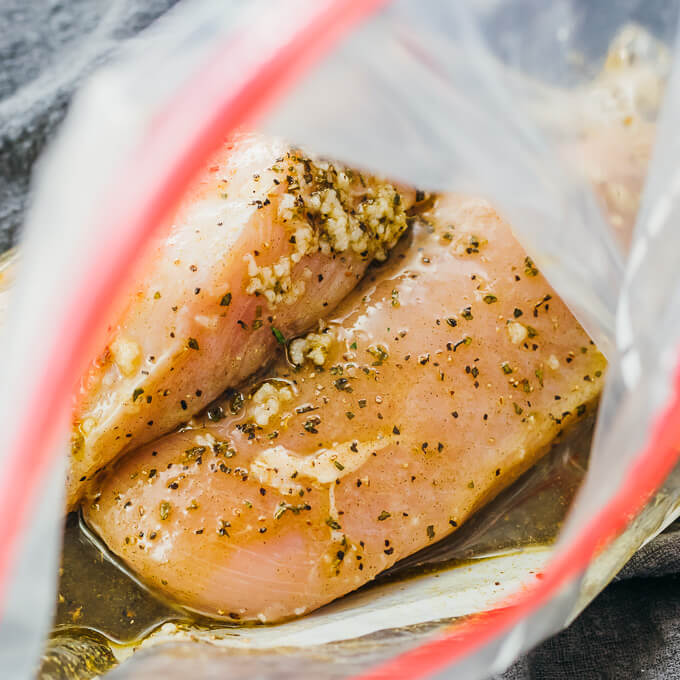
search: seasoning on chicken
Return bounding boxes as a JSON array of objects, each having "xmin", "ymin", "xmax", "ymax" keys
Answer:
[
  {"xmin": 68, "ymin": 133, "xmax": 415, "ymax": 508},
  {"xmin": 84, "ymin": 194, "xmax": 605, "ymax": 622}
]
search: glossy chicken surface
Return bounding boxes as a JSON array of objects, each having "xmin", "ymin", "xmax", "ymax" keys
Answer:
[
  {"xmin": 69, "ymin": 133, "xmax": 413, "ymax": 508},
  {"xmin": 85, "ymin": 195, "xmax": 606, "ymax": 622}
]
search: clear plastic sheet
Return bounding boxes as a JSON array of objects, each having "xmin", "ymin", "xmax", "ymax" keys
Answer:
[
  {"xmin": 1, "ymin": 1, "xmax": 680, "ymax": 679},
  {"xmin": 267, "ymin": 1, "xmax": 671, "ymax": 357}
]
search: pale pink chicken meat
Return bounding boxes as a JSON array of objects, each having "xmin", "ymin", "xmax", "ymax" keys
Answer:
[
  {"xmin": 69, "ymin": 133, "xmax": 414, "ymax": 508},
  {"xmin": 85, "ymin": 195, "xmax": 605, "ymax": 622},
  {"xmin": 569, "ymin": 119, "xmax": 653, "ymax": 250}
]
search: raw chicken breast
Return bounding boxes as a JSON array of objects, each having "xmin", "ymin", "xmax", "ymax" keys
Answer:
[
  {"xmin": 69, "ymin": 133, "xmax": 414, "ymax": 508},
  {"xmin": 570, "ymin": 119, "xmax": 653, "ymax": 250},
  {"xmin": 85, "ymin": 195, "xmax": 606, "ymax": 622}
]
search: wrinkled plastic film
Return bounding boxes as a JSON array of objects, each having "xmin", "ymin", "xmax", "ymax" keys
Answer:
[
  {"xmin": 2, "ymin": 1, "xmax": 680, "ymax": 679},
  {"xmin": 113, "ymin": 3, "xmax": 680, "ymax": 678},
  {"xmin": 559, "ymin": 6, "xmax": 680, "ymax": 546},
  {"xmin": 265, "ymin": 0, "xmax": 673, "ymax": 357},
  {"xmin": 435, "ymin": 5, "xmax": 680, "ymax": 675},
  {"xmin": 545, "ymin": 32, "xmax": 680, "ymax": 644},
  {"xmin": 0, "ymin": 1, "xmax": 333, "ymax": 676},
  {"xmin": 0, "ymin": 255, "xmax": 67, "ymax": 679},
  {"xmin": 0, "ymin": 457, "xmax": 65, "ymax": 679},
  {"xmin": 266, "ymin": 2, "xmax": 680, "ymax": 676}
]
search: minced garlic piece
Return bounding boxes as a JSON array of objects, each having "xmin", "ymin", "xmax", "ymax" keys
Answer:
[
  {"xmin": 291, "ymin": 225, "xmax": 314, "ymax": 264},
  {"xmin": 250, "ymin": 434, "xmax": 396, "ymax": 492},
  {"xmin": 547, "ymin": 354, "xmax": 560, "ymax": 370},
  {"xmin": 244, "ymin": 151, "xmax": 408, "ymax": 305},
  {"xmin": 244, "ymin": 253, "xmax": 307, "ymax": 305},
  {"xmin": 289, "ymin": 331, "xmax": 332, "ymax": 367},
  {"xmin": 193, "ymin": 432, "xmax": 216, "ymax": 448},
  {"xmin": 507, "ymin": 322, "xmax": 528, "ymax": 345},
  {"xmin": 312, "ymin": 183, "xmax": 406, "ymax": 262},
  {"xmin": 449, "ymin": 232, "xmax": 488, "ymax": 257},
  {"xmin": 277, "ymin": 193, "xmax": 297, "ymax": 223},
  {"xmin": 251, "ymin": 382, "xmax": 293, "ymax": 427},
  {"xmin": 110, "ymin": 336, "xmax": 141, "ymax": 376},
  {"xmin": 354, "ymin": 184, "xmax": 407, "ymax": 261}
]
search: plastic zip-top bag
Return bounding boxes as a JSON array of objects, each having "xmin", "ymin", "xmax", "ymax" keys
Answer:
[{"xmin": 2, "ymin": 1, "xmax": 680, "ymax": 679}]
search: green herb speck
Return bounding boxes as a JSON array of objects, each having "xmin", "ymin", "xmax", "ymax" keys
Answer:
[
  {"xmin": 229, "ymin": 392, "xmax": 244, "ymax": 414},
  {"xmin": 524, "ymin": 256, "xmax": 539, "ymax": 276},
  {"xmin": 207, "ymin": 405, "xmax": 225, "ymax": 421},
  {"xmin": 159, "ymin": 501, "xmax": 171, "ymax": 521},
  {"xmin": 367, "ymin": 344, "xmax": 389, "ymax": 366}
]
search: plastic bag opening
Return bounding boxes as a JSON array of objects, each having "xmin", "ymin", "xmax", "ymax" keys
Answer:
[{"xmin": 2, "ymin": 2, "xmax": 680, "ymax": 680}]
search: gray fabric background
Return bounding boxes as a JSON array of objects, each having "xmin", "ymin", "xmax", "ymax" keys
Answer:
[{"xmin": 2, "ymin": 2, "xmax": 679, "ymax": 679}]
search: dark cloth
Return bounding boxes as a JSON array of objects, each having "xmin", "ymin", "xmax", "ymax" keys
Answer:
[
  {"xmin": 0, "ymin": 0, "xmax": 180, "ymax": 253},
  {"xmin": 502, "ymin": 520, "xmax": 680, "ymax": 680},
  {"xmin": 2, "ymin": 2, "xmax": 679, "ymax": 679}
]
